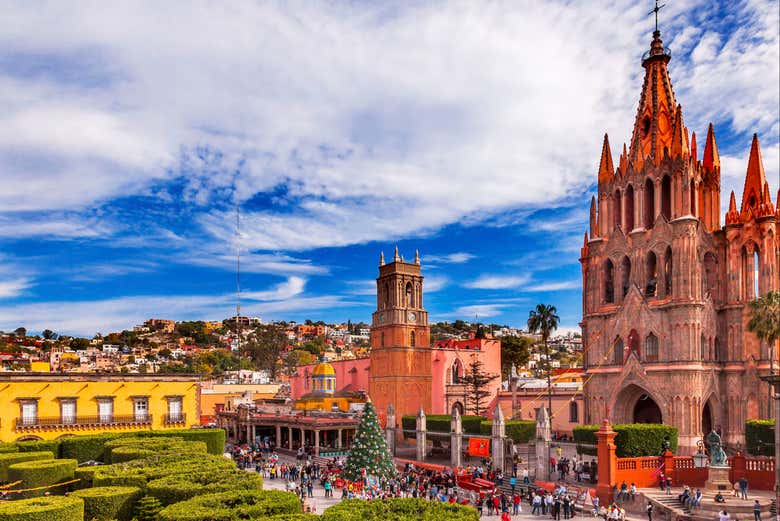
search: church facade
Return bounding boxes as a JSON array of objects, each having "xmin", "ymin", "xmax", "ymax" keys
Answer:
[{"xmin": 580, "ymin": 28, "xmax": 779, "ymax": 453}]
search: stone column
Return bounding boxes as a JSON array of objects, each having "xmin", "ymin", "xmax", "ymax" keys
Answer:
[
  {"xmin": 416, "ymin": 407, "xmax": 427, "ymax": 462},
  {"xmin": 385, "ymin": 404, "xmax": 396, "ymax": 456},
  {"xmin": 246, "ymin": 424, "xmax": 252, "ymax": 445},
  {"xmin": 337, "ymin": 429, "xmax": 343, "ymax": 449},
  {"xmin": 536, "ymin": 406, "xmax": 552, "ymax": 481},
  {"xmin": 314, "ymin": 429, "xmax": 320, "ymax": 455},
  {"xmin": 276, "ymin": 425, "xmax": 281, "ymax": 447},
  {"xmin": 451, "ymin": 407, "xmax": 462, "ymax": 468},
  {"xmin": 288, "ymin": 426, "xmax": 293, "ymax": 449},
  {"xmin": 491, "ymin": 404, "xmax": 506, "ymax": 473},
  {"xmin": 595, "ymin": 418, "xmax": 618, "ymax": 508}
]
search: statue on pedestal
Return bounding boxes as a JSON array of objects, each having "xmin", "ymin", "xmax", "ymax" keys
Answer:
[{"xmin": 707, "ymin": 430, "xmax": 727, "ymax": 467}]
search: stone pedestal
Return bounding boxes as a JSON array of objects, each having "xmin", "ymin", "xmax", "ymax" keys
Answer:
[{"xmin": 704, "ymin": 465, "xmax": 732, "ymax": 492}]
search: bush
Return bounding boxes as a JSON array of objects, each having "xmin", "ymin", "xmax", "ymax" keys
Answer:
[
  {"xmin": 0, "ymin": 443, "xmax": 20, "ymax": 453},
  {"xmin": 147, "ymin": 470, "xmax": 263, "ymax": 505},
  {"xmin": 134, "ymin": 495, "xmax": 163, "ymax": 521},
  {"xmin": 74, "ymin": 466, "xmax": 103, "ymax": 489},
  {"xmin": 462, "ymin": 416, "xmax": 486, "ymax": 435},
  {"xmin": 157, "ymin": 489, "xmax": 301, "ymax": 521},
  {"xmin": 136, "ymin": 429, "xmax": 226, "ymax": 455},
  {"xmin": 572, "ymin": 424, "xmax": 678, "ymax": 457},
  {"xmin": 105, "ymin": 438, "xmax": 207, "ymax": 464},
  {"xmin": 7, "ymin": 458, "xmax": 77, "ymax": 498},
  {"xmin": 60, "ymin": 433, "xmax": 123, "ymax": 463},
  {"xmin": 573, "ymin": 425, "xmax": 598, "ymax": 456},
  {"xmin": 267, "ymin": 516, "xmax": 317, "ymax": 520},
  {"xmin": 16, "ymin": 439, "xmax": 61, "ymax": 455},
  {"xmin": 321, "ymin": 498, "xmax": 479, "ymax": 520},
  {"xmin": 746, "ymin": 419, "xmax": 774, "ymax": 456},
  {"xmin": 401, "ymin": 415, "xmax": 486, "ymax": 436},
  {"xmin": 479, "ymin": 420, "xmax": 535, "ymax": 443},
  {"xmin": 71, "ymin": 485, "xmax": 143, "ymax": 521},
  {"xmin": 92, "ymin": 453, "xmax": 237, "ymax": 490},
  {"xmin": 0, "ymin": 451, "xmax": 54, "ymax": 482},
  {"xmin": 0, "ymin": 495, "xmax": 84, "ymax": 521}
]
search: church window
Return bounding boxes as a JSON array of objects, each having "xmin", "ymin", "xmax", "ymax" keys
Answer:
[
  {"xmin": 646, "ymin": 251, "xmax": 658, "ymax": 297},
  {"xmin": 410, "ymin": 330, "xmax": 415, "ymax": 347},
  {"xmin": 714, "ymin": 337, "xmax": 721, "ymax": 361},
  {"xmin": 645, "ymin": 333, "xmax": 658, "ymax": 362},
  {"xmin": 452, "ymin": 359, "xmax": 463, "ymax": 384},
  {"xmin": 754, "ymin": 250, "xmax": 760, "ymax": 298},
  {"xmin": 642, "ymin": 116, "xmax": 651, "ymax": 138},
  {"xmin": 406, "ymin": 282, "xmax": 413, "ymax": 308},
  {"xmin": 661, "ymin": 175, "xmax": 672, "ymax": 220},
  {"xmin": 628, "ymin": 329, "xmax": 641, "ymax": 359},
  {"xmin": 381, "ymin": 332, "xmax": 385, "ymax": 348},
  {"xmin": 613, "ymin": 337, "xmax": 624, "ymax": 365},
  {"xmin": 604, "ymin": 260, "xmax": 615, "ymax": 304},
  {"xmin": 621, "ymin": 256, "xmax": 631, "ymax": 298},
  {"xmin": 614, "ymin": 189, "xmax": 622, "ymax": 230},
  {"xmin": 690, "ymin": 180, "xmax": 697, "ymax": 217},
  {"xmin": 624, "ymin": 185, "xmax": 635, "ymax": 230},
  {"xmin": 664, "ymin": 247, "xmax": 673, "ymax": 297},
  {"xmin": 569, "ymin": 401, "xmax": 579, "ymax": 423},
  {"xmin": 703, "ymin": 252, "xmax": 717, "ymax": 298},
  {"xmin": 741, "ymin": 246, "xmax": 749, "ymax": 300},
  {"xmin": 384, "ymin": 282, "xmax": 390, "ymax": 309},
  {"xmin": 700, "ymin": 334, "xmax": 707, "ymax": 361},
  {"xmin": 644, "ymin": 179, "xmax": 655, "ymax": 228}
]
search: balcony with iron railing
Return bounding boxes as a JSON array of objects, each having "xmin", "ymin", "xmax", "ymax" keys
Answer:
[
  {"xmin": 15, "ymin": 414, "xmax": 152, "ymax": 430},
  {"xmin": 163, "ymin": 413, "xmax": 186, "ymax": 425}
]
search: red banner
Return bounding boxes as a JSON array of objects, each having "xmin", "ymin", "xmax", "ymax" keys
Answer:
[{"xmin": 468, "ymin": 438, "xmax": 490, "ymax": 457}]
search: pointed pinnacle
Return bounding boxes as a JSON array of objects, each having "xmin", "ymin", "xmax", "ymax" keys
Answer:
[
  {"xmin": 741, "ymin": 133, "xmax": 767, "ymax": 213},
  {"xmin": 690, "ymin": 131, "xmax": 698, "ymax": 163},
  {"xmin": 702, "ymin": 123, "xmax": 720, "ymax": 170},
  {"xmin": 598, "ymin": 133, "xmax": 615, "ymax": 184}
]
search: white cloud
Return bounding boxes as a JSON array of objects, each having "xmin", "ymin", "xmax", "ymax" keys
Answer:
[
  {"xmin": 452, "ymin": 304, "xmax": 505, "ymax": 319},
  {"xmin": 464, "ymin": 274, "xmax": 531, "ymax": 290},
  {"xmin": 524, "ymin": 280, "xmax": 580, "ymax": 292},
  {"xmin": 243, "ymin": 276, "xmax": 306, "ymax": 302},
  {"xmin": 0, "ymin": 278, "xmax": 31, "ymax": 299},
  {"xmin": 423, "ymin": 275, "xmax": 448, "ymax": 293},
  {"xmin": 424, "ymin": 252, "xmax": 475, "ymax": 264}
]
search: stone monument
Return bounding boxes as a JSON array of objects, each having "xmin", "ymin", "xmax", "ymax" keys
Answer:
[
  {"xmin": 535, "ymin": 406, "xmax": 551, "ymax": 481},
  {"xmin": 704, "ymin": 430, "xmax": 732, "ymax": 491}
]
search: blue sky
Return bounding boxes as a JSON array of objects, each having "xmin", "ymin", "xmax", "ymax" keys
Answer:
[{"xmin": 0, "ymin": 0, "xmax": 778, "ymax": 336}]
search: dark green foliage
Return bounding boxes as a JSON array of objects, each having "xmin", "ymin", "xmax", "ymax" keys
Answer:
[
  {"xmin": 573, "ymin": 424, "xmax": 678, "ymax": 457},
  {"xmin": 479, "ymin": 420, "xmax": 536, "ymax": 443},
  {"xmin": 401, "ymin": 415, "xmax": 485, "ymax": 436},
  {"xmin": 134, "ymin": 495, "xmax": 163, "ymax": 521},
  {"xmin": 266, "ymin": 516, "xmax": 317, "ymax": 520},
  {"xmin": 7, "ymin": 458, "xmax": 77, "ymax": 498},
  {"xmin": 746, "ymin": 419, "xmax": 774, "ymax": 456},
  {"xmin": 60, "ymin": 433, "xmax": 123, "ymax": 462},
  {"xmin": 461, "ymin": 416, "xmax": 486, "ymax": 434},
  {"xmin": 103, "ymin": 437, "xmax": 207, "ymax": 463},
  {"xmin": 92, "ymin": 453, "xmax": 237, "ymax": 490},
  {"xmin": 146, "ymin": 470, "xmax": 263, "ymax": 505},
  {"xmin": 573, "ymin": 425, "xmax": 598, "ymax": 456},
  {"xmin": 71, "ymin": 485, "xmax": 142, "ymax": 521},
  {"xmin": 134, "ymin": 428, "xmax": 226, "ymax": 455},
  {"xmin": 321, "ymin": 498, "xmax": 479, "ymax": 520},
  {"xmin": 0, "ymin": 451, "xmax": 54, "ymax": 482},
  {"xmin": 0, "ymin": 443, "xmax": 20, "ymax": 453},
  {"xmin": 342, "ymin": 401, "xmax": 397, "ymax": 481},
  {"xmin": 157, "ymin": 490, "xmax": 301, "ymax": 521},
  {"xmin": 74, "ymin": 466, "xmax": 102, "ymax": 489},
  {"xmin": 57, "ymin": 429, "xmax": 224, "ymax": 462},
  {"xmin": 0, "ymin": 495, "xmax": 84, "ymax": 521},
  {"xmin": 15, "ymin": 439, "xmax": 61, "ymax": 455}
]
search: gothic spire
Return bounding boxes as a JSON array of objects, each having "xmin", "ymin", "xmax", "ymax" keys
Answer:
[
  {"xmin": 618, "ymin": 143, "xmax": 628, "ymax": 175},
  {"xmin": 589, "ymin": 196, "xmax": 597, "ymax": 237},
  {"xmin": 725, "ymin": 190, "xmax": 740, "ymax": 225},
  {"xmin": 670, "ymin": 105, "xmax": 688, "ymax": 159},
  {"xmin": 379, "ymin": 251, "xmax": 385, "ymax": 266},
  {"xmin": 690, "ymin": 131, "xmax": 698, "ymax": 163},
  {"xmin": 740, "ymin": 133, "xmax": 767, "ymax": 214},
  {"xmin": 701, "ymin": 123, "xmax": 720, "ymax": 171},
  {"xmin": 393, "ymin": 245, "xmax": 400, "ymax": 262},
  {"xmin": 414, "ymin": 249, "xmax": 420, "ymax": 265},
  {"xmin": 598, "ymin": 133, "xmax": 614, "ymax": 184}
]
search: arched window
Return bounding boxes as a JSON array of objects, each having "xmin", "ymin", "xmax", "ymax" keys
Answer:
[
  {"xmin": 754, "ymin": 249, "xmax": 760, "ymax": 298},
  {"xmin": 661, "ymin": 175, "xmax": 672, "ymax": 220},
  {"xmin": 690, "ymin": 180, "xmax": 697, "ymax": 217},
  {"xmin": 452, "ymin": 359, "xmax": 463, "ymax": 384},
  {"xmin": 700, "ymin": 334, "xmax": 707, "ymax": 361},
  {"xmin": 384, "ymin": 282, "xmax": 390, "ymax": 309},
  {"xmin": 613, "ymin": 337, "xmax": 624, "ymax": 365},
  {"xmin": 645, "ymin": 333, "xmax": 659, "ymax": 362},
  {"xmin": 703, "ymin": 252, "xmax": 717, "ymax": 298},
  {"xmin": 664, "ymin": 247, "xmax": 673, "ymax": 297},
  {"xmin": 646, "ymin": 251, "xmax": 658, "ymax": 297},
  {"xmin": 624, "ymin": 185, "xmax": 635, "ymax": 231},
  {"xmin": 410, "ymin": 330, "xmax": 416, "ymax": 347},
  {"xmin": 628, "ymin": 329, "xmax": 641, "ymax": 359},
  {"xmin": 741, "ymin": 246, "xmax": 750, "ymax": 300},
  {"xmin": 621, "ymin": 256, "xmax": 631, "ymax": 298},
  {"xmin": 381, "ymin": 332, "xmax": 385, "ymax": 348},
  {"xmin": 405, "ymin": 282, "xmax": 413, "ymax": 307},
  {"xmin": 614, "ymin": 189, "xmax": 622, "ymax": 230},
  {"xmin": 569, "ymin": 401, "xmax": 579, "ymax": 423},
  {"xmin": 604, "ymin": 259, "xmax": 615, "ymax": 304},
  {"xmin": 714, "ymin": 336, "xmax": 721, "ymax": 361},
  {"xmin": 644, "ymin": 179, "xmax": 655, "ymax": 228}
]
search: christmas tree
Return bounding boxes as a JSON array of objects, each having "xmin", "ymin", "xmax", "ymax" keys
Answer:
[{"xmin": 342, "ymin": 398, "xmax": 397, "ymax": 482}]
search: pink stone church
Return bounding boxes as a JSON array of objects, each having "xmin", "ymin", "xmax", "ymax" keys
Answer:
[{"xmin": 580, "ymin": 27, "xmax": 779, "ymax": 453}]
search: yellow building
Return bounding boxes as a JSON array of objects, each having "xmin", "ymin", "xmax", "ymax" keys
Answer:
[
  {"xmin": 0, "ymin": 373, "xmax": 200, "ymax": 443},
  {"xmin": 293, "ymin": 361, "xmax": 365, "ymax": 413}
]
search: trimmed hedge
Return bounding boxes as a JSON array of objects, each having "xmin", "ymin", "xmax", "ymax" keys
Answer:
[
  {"xmin": 462, "ymin": 416, "xmax": 485, "ymax": 435},
  {"xmin": 147, "ymin": 470, "xmax": 263, "ymax": 505},
  {"xmin": 92, "ymin": 453, "xmax": 238, "ymax": 490},
  {"xmin": 74, "ymin": 466, "xmax": 102, "ymax": 489},
  {"xmin": 104, "ymin": 438, "xmax": 207, "ymax": 464},
  {"xmin": 16, "ymin": 439, "xmax": 61, "ymax": 455},
  {"xmin": 746, "ymin": 419, "xmax": 774, "ymax": 456},
  {"xmin": 8, "ymin": 458, "xmax": 77, "ymax": 498},
  {"xmin": 60, "ymin": 433, "xmax": 123, "ymax": 463},
  {"xmin": 267, "ymin": 516, "xmax": 317, "ymax": 520},
  {"xmin": 71, "ymin": 485, "xmax": 143, "ymax": 521},
  {"xmin": 573, "ymin": 425, "xmax": 598, "ymax": 456},
  {"xmin": 0, "ymin": 495, "xmax": 84, "ymax": 521},
  {"xmin": 573, "ymin": 424, "xmax": 679, "ymax": 457},
  {"xmin": 158, "ymin": 489, "xmax": 302, "ymax": 521},
  {"xmin": 0, "ymin": 443, "xmax": 20, "ymax": 453},
  {"xmin": 401, "ymin": 415, "xmax": 487, "ymax": 435},
  {"xmin": 479, "ymin": 420, "xmax": 536, "ymax": 443},
  {"xmin": 0, "ymin": 451, "xmax": 54, "ymax": 482},
  {"xmin": 135, "ymin": 429, "xmax": 226, "ymax": 455},
  {"xmin": 321, "ymin": 498, "xmax": 479, "ymax": 520}
]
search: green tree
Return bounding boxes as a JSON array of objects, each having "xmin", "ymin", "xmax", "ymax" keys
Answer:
[
  {"xmin": 41, "ymin": 329, "xmax": 56, "ymax": 340},
  {"xmin": 282, "ymin": 349, "xmax": 316, "ymax": 376},
  {"xmin": 460, "ymin": 354, "xmax": 499, "ymax": 416},
  {"xmin": 342, "ymin": 400, "xmax": 397, "ymax": 482},
  {"xmin": 246, "ymin": 325, "xmax": 287, "ymax": 379},
  {"xmin": 69, "ymin": 337, "xmax": 91, "ymax": 350},
  {"xmin": 13, "ymin": 327, "xmax": 26, "ymax": 338},
  {"xmin": 500, "ymin": 335, "xmax": 533, "ymax": 377},
  {"xmin": 302, "ymin": 335, "xmax": 326, "ymax": 356},
  {"xmin": 527, "ymin": 303, "xmax": 560, "ymax": 418},
  {"xmin": 134, "ymin": 495, "xmax": 163, "ymax": 521},
  {"xmin": 158, "ymin": 348, "xmax": 172, "ymax": 359},
  {"xmin": 748, "ymin": 290, "xmax": 780, "ymax": 417}
]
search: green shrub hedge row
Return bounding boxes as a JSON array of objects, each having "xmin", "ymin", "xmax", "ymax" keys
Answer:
[
  {"xmin": 572, "ymin": 424, "xmax": 678, "ymax": 457},
  {"xmin": 321, "ymin": 498, "xmax": 479, "ymax": 520},
  {"xmin": 401, "ymin": 415, "xmax": 486, "ymax": 436},
  {"xmin": 103, "ymin": 437, "xmax": 207, "ymax": 463},
  {"xmin": 0, "ymin": 495, "xmax": 84, "ymax": 521},
  {"xmin": 134, "ymin": 428, "xmax": 226, "ymax": 455},
  {"xmin": 7, "ymin": 458, "xmax": 77, "ymax": 498},
  {"xmin": 0, "ymin": 451, "xmax": 54, "ymax": 482},
  {"xmin": 479, "ymin": 420, "xmax": 536, "ymax": 443},
  {"xmin": 158, "ymin": 489, "xmax": 302, "ymax": 521},
  {"xmin": 92, "ymin": 453, "xmax": 238, "ymax": 490},
  {"xmin": 147, "ymin": 470, "xmax": 263, "ymax": 505},
  {"xmin": 15, "ymin": 439, "xmax": 62, "ymax": 455},
  {"xmin": 61, "ymin": 433, "xmax": 124, "ymax": 463},
  {"xmin": 71, "ymin": 485, "xmax": 143, "ymax": 521},
  {"xmin": 746, "ymin": 419, "xmax": 774, "ymax": 456}
]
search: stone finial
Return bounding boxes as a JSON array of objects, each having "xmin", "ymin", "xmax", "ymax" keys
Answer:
[
  {"xmin": 494, "ymin": 403, "xmax": 504, "ymax": 423},
  {"xmin": 380, "ymin": 251, "xmax": 385, "ymax": 266},
  {"xmin": 414, "ymin": 249, "xmax": 420, "ymax": 265},
  {"xmin": 393, "ymin": 245, "xmax": 400, "ymax": 262},
  {"xmin": 417, "ymin": 407, "xmax": 426, "ymax": 419},
  {"xmin": 387, "ymin": 403, "xmax": 394, "ymax": 415}
]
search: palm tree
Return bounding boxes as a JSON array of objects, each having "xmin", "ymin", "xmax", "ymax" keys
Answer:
[
  {"xmin": 527, "ymin": 304, "xmax": 561, "ymax": 420},
  {"xmin": 748, "ymin": 291, "xmax": 780, "ymax": 417}
]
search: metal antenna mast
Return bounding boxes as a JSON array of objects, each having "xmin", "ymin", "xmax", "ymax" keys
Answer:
[{"xmin": 235, "ymin": 195, "xmax": 241, "ymax": 353}]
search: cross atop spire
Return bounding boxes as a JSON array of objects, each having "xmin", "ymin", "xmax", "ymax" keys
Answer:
[{"xmin": 648, "ymin": 0, "xmax": 666, "ymax": 34}]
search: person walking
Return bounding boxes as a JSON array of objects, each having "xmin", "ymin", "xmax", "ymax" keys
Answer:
[
  {"xmin": 646, "ymin": 501, "xmax": 653, "ymax": 521},
  {"xmin": 753, "ymin": 499, "xmax": 761, "ymax": 521},
  {"xmin": 510, "ymin": 475, "xmax": 517, "ymax": 495},
  {"xmin": 532, "ymin": 492, "xmax": 543, "ymax": 515},
  {"xmin": 739, "ymin": 477, "xmax": 748, "ymax": 500}
]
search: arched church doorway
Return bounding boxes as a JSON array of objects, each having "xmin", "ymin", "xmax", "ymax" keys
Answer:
[
  {"xmin": 702, "ymin": 400, "xmax": 713, "ymax": 435},
  {"xmin": 633, "ymin": 394, "xmax": 663, "ymax": 423}
]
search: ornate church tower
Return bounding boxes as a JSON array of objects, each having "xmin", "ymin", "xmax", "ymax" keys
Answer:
[
  {"xmin": 369, "ymin": 247, "xmax": 432, "ymax": 427},
  {"xmin": 580, "ymin": 25, "xmax": 778, "ymax": 453}
]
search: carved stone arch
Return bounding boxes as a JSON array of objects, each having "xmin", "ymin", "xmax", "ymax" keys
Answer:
[{"xmin": 611, "ymin": 380, "xmax": 666, "ymax": 424}]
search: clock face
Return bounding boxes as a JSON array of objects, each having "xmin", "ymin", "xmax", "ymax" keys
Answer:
[
  {"xmin": 378, "ymin": 313, "xmax": 385, "ymax": 324},
  {"xmin": 408, "ymin": 311, "xmax": 416, "ymax": 322}
]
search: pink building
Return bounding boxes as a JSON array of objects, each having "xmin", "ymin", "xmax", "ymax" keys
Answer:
[{"xmin": 289, "ymin": 357, "xmax": 370, "ymax": 399}]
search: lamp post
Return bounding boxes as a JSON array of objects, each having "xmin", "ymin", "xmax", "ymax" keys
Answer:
[
  {"xmin": 693, "ymin": 439, "xmax": 708, "ymax": 468},
  {"xmin": 759, "ymin": 374, "xmax": 780, "ymax": 519}
]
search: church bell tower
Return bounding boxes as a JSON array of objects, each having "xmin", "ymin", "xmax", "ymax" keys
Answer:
[{"xmin": 369, "ymin": 247, "xmax": 432, "ymax": 426}]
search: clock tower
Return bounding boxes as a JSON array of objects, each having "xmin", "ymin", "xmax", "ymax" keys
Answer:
[{"xmin": 369, "ymin": 247, "xmax": 432, "ymax": 426}]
